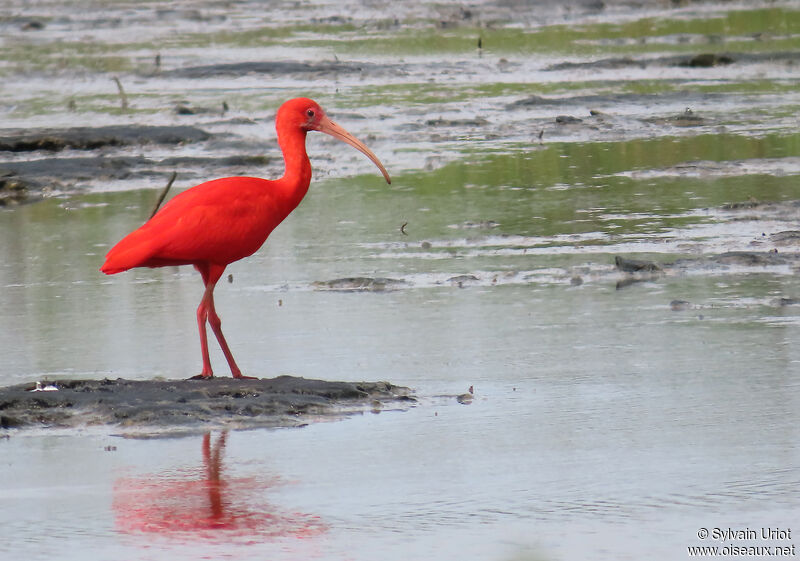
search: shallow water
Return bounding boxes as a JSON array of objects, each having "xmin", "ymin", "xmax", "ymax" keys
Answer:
[{"xmin": 2, "ymin": 1, "xmax": 800, "ymax": 559}]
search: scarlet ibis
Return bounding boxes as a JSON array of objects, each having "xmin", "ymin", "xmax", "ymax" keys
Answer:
[{"xmin": 101, "ymin": 97, "xmax": 391, "ymax": 379}]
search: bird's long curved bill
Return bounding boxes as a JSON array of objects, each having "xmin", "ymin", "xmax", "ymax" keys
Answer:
[{"xmin": 316, "ymin": 116, "xmax": 391, "ymax": 184}]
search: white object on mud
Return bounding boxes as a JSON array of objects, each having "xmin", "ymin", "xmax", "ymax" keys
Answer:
[{"xmin": 30, "ymin": 381, "xmax": 58, "ymax": 392}]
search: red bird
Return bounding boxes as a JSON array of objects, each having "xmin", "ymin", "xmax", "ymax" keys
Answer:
[{"xmin": 101, "ymin": 97, "xmax": 391, "ymax": 379}]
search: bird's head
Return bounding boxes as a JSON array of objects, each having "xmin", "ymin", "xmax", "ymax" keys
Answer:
[{"xmin": 278, "ymin": 97, "xmax": 391, "ymax": 184}]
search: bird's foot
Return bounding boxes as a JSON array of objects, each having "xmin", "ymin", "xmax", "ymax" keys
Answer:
[
  {"xmin": 187, "ymin": 373, "xmax": 214, "ymax": 380},
  {"xmin": 232, "ymin": 373, "xmax": 258, "ymax": 380}
]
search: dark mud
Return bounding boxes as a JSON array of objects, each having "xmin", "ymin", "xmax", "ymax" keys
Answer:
[
  {"xmin": 771, "ymin": 231, "xmax": 800, "ymax": 245},
  {"xmin": 506, "ymin": 90, "xmax": 727, "ymax": 111},
  {"xmin": 0, "ymin": 376, "xmax": 415, "ymax": 432},
  {"xmin": 0, "ymin": 172, "xmax": 33, "ymax": 206},
  {"xmin": 0, "ymin": 125, "xmax": 210, "ymax": 153},
  {"xmin": 311, "ymin": 277, "xmax": 408, "ymax": 292},
  {"xmin": 615, "ymin": 250, "xmax": 800, "ymax": 289},
  {"xmin": 0, "ymin": 153, "xmax": 271, "ymax": 206},
  {"xmin": 0, "ymin": 154, "xmax": 269, "ymax": 183},
  {"xmin": 721, "ymin": 199, "xmax": 800, "ymax": 215},
  {"xmin": 614, "ymin": 256, "xmax": 663, "ymax": 274},
  {"xmin": 545, "ymin": 51, "xmax": 800, "ymax": 72},
  {"xmin": 0, "ymin": 124, "xmax": 218, "ymax": 204},
  {"xmin": 166, "ymin": 60, "xmax": 377, "ymax": 79}
]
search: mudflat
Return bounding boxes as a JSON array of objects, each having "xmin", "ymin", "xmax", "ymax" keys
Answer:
[{"xmin": 0, "ymin": 376, "xmax": 415, "ymax": 431}]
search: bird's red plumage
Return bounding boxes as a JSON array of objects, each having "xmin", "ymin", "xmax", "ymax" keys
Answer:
[
  {"xmin": 98, "ymin": 97, "xmax": 389, "ymax": 378},
  {"xmin": 101, "ymin": 175, "xmax": 306, "ymax": 274}
]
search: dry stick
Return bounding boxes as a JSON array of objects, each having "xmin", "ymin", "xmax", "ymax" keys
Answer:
[
  {"xmin": 112, "ymin": 76, "xmax": 128, "ymax": 110},
  {"xmin": 150, "ymin": 171, "xmax": 177, "ymax": 219}
]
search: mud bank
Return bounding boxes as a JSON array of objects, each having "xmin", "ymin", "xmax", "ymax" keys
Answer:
[
  {"xmin": 614, "ymin": 250, "xmax": 800, "ymax": 289},
  {"xmin": 0, "ymin": 124, "xmax": 215, "ymax": 205},
  {"xmin": 0, "ymin": 152, "xmax": 271, "ymax": 206},
  {"xmin": 0, "ymin": 376, "xmax": 415, "ymax": 432},
  {"xmin": 166, "ymin": 60, "xmax": 376, "ymax": 78},
  {"xmin": 0, "ymin": 125, "xmax": 211, "ymax": 153}
]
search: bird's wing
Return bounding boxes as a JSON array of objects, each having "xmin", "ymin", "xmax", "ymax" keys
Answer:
[{"xmin": 101, "ymin": 177, "xmax": 280, "ymax": 273}]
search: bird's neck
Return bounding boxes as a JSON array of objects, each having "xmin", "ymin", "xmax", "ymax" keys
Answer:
[{"xmin": 277, "ymin": 126, "xmax": 312, "ymax": 204}]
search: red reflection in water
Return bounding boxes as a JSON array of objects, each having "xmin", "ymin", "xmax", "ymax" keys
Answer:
[{"xmin": 113, "ymin": 432, "xmax": 326, "ymax": 542}]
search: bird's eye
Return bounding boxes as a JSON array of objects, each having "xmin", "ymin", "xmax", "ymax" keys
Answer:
[{"xmin": 306, "ymin": 109, "xmax": 315, "ymax": 118}]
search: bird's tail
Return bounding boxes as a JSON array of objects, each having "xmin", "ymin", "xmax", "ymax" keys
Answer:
[
  {"xmin": 99, "ymin": 260, "xmax": 128, "ymax": 275},
  {"xmin": 100, "ymin": 228, "xmax": 158, "ymax": 275}
]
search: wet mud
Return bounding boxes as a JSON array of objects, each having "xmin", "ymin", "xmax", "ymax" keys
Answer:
[
  {"xmin": 615, "ymin": 250, "xmax": 800, "ymax": 290},
  {"xmin": 302, "ymin": 247, "xmax": 800, "ymax": 294},
  {"xmin": 0, "ymin": 153, "xmax": 270, "ymax": 204},
  {"xmin": 619, "ymin": 249, "xmax": 800, "ymax": 272},
  {"xmin": 545, "ymin": 50, "xmax": 799, "ymax": 72},
  {"xmin": 0, "ymin": 141, "xmax": 276, "ymax": 206},
  {"xmin": 166, "ymin": 60, "xmax": 375, "ymax": 79},
  {"xmin": 0, "ymin": 125, "xmax": 216, "ymax": 205},
  {"xmin": 0, "ymin": 376, "xmax": 415, "ymax": 432},
  {"xmin": 0, "ymin": 173, "xmax": 31, "ymax": 206},
  {"xmin": 0, "ymin": 125, "xmax": 211, "ymax": 153},
  {"xmin": 311, "ymin": 277, "xmax": 408, "ymax": 292}
]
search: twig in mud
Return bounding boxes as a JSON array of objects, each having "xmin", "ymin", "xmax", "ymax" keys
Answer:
[
  {"xmin": 400, "ymin": 221, "xmax": 408, "ymax": 236},
  {"xmin": 112, "ymin": 76, "xmax": 129, "ymax": 110},
  {"xmin": 150, "ymin": 171, "xmax": 177, "ymax": 219}
]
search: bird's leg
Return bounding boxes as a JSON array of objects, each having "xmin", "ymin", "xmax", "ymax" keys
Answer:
[
  {"xmin": 195, "ymin": 292, "xmax": 214, "ymax": 378},
  {"xmin": 191, "ymin": 263, "xmax": 217, "ymax": 379},
  {"xmin": 205, "ymin": 294, "xmax": 253, "ymax": 379},
  {"xmin": 196, "ymin": 264, "xmax": 255, "ymax": 380}
]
